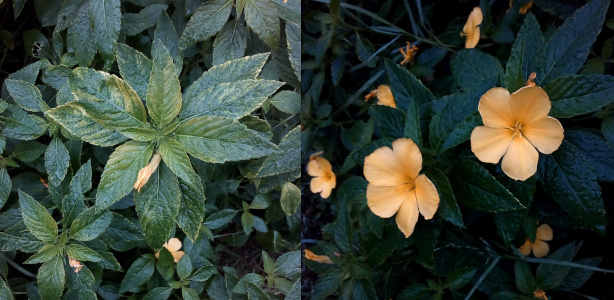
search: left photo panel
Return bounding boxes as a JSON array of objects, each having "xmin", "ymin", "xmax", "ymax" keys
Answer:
[{"xmin": 0, "ymin": 0, "xmax": 301, "ymax": 299}]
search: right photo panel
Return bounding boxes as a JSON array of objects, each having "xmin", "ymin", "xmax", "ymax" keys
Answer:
[{"xmin": 301, "ymin": 0, "xmax": 614, "ymax": 299}]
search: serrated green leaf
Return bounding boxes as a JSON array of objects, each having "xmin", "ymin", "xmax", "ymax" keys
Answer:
[
  {"xmin": 535, "ymin": 242, "xmax": 575, "ymax": 290},
  {"xmin": 0, "ymin": 277, "xmax": 14, "ymax": 300},
  {"xmin": 19, "ymin": 191, "xmax": 58, "ymax": 242},
  {"xmin": 69, "ymin": 67, "xmax": 155, "ymax": 141},
  {"xmin": 246, "ymin": 281, "xmax": 271, "ymax": 300},
  {"xmin": 181, "ymin": 287, "xmax": 199, "ymax": 300},
  {"xmin": 255, "ymin": 126, "xmax": 299, "ymax": 177},
  {"xmin": 44, "ymin": 137, "xmax": 70, "ymax": 187},
  {"xmin": 134, "ymin": 163, "xmax": 181, "ymax": 250},
  {"xmin": 564, "ymin": 130, "xmax": 614, "ymax": 181},
  {"xmin": 213, "ymin": 18, "xmax": 247, "ymax": 66},
  {"xmin": 116, "ymin": 44, "xmax": 152, "ymax": 100},
  {"xmin": 356, "ymin": 36, "xmax": 376, "ymax": 68},
  {"xmin": 24, "ymin": 244, "xmax": 61, "ymax": 264},
  {"xmin": 69, "ymin": 206, "xmax": 113, "ymax": 241},
  {"xmin": 121, "ymin": 4, "xmax": 168, "ymax": 36},
  {"xmin": 1, "ymin": 105, "xmax": 48, "ymax": 140},
  {"xmin": 96, "ymin": 141, "xmax": 154, "ymax": 209},
  {"xmin": 178, "ymin": 0, "xmax": 232, "ymax": 51},
  {"xmin": 241, "ymin": 211, "xmax": 254, "ymax": 235},
  {"xmin": 143, "ymin": 287, "xmax": 172, "ymax": 300},
  {"xmin": 0, "ymin": 168, "xmax": 11, "ymax": 209},
  {"xmin": 65, "ymin": 244, "xmax": 104, "ymax": 262},
  {"xmin": 558, "ymin": 257, "xmax": 602, "ymax": 291},
  {"xmin": 100, "ymin": 213, "xmax": 145, "ymax": 251},
  {"xmin": 545, "ymin": 75, "xmax": 614, "ymax": 118},
  {"xmin": 190, "ymin": 265, "xmax": 218, "ymax": 281},
  {"xmin": 89, "ymin": 0, "xmax": 121, "ymax": 64},
  {"xmin": 154, "ymin": 11, "xmax": 182, "ymax": 75},
  {"xmin": 67, "ymin": 2, "xmax": 96, "ymax": 67},
  {"xmin": 370, "ymin": 105, "xmax": 405, "ymax": 140},
  {"xmin": 45, "ymin": 103, "xmax": 128, "ymax": 147},
  {"xmin": 445, "ymin": 267, "xmax": 477, "ymax": 290},
  {"xmin": 177, "ymin": 173, "xmax": 206, "ymax": 241},
  {"xmin": 180, "ymin": 79, "xmax": 282, "ymax": 121},
  {"xmin": 450, "ymin": 160, "xmax": 524, "ymax": 212},
  {"xmin": 505, "ymin": 13, "xmax": 544, "ymax": 92},
  {"xmin": 514, "ymin": 261, "xmax": 535, "ymax": 294},
  {"xmin": 12, "ymin": 140, "xmax": 46, "ymax": 162},
  {"xmin": 274, "ymin": 250, "xmax": 300, "ymax": 279},
  {"xmin": 539, "ymin": 142, "xmax": 605, "ymax": 233},
  {"xmin": 203, "ymin": 209, "xmax": 237, "ymax": 230},
  {"xmin": 119, "ymin": 256, "xmax": 156, "ymax": 293},
  {"xmin": 451, "ymin": 49, "xmax": 503, "ymax": 92},
  {"xmin": 37, "ymin": 255, "xmax": 65, "ymax": 300},
  {"xmin": 602, "ymin": 117, "xmax": 614, "ymax": 145},
  {"xmin": 159, "ymin": 137, "xmax": 195, "ymax": 184},
  {"xmin": 176, "ymin": 116, "xmax": 277, "ymax": 163},
  {"xmin": 42, "ymin": 65, "xmax": 71, "ymax": 91},
  {"xmin": 269, "ymin": 91, "xmax": 299, "ymax": 114},
  {"xmin": 0, "ymin": 232, "xmax": 45, "ymax": 253},
  {"xmin": 62, "ymin": 193, "xmax": 87, "ymax": 229},
  {"xmin": 177, "ymin": 253, "xmax": 192, "ymax": 280},
  {"xmin": 286, "ymin": 22, "xmax": 300, "ymax": 81},
  {"xmin": 425, "ymin": 169, "xmax": 464, "ymax": 228},
  {"xmin": 147, "ymin": 40, "xmax": 181, "ymax": 127},
  {"xmin": 429, "ymin": 81, "xmax": 494, "ymax": 153},
  {"xmin": 70, "ymin": 160, "xmax": 92, "ymax": 195},
  {"xmin": 5, "ymin": 79, "xmax": 49, "ymax": 112},
  {"xmin": 280, "ymin": 182, "xmax": 300, "ymax": 216},
  {"xmin": 234, "ymin": 273, "xmax": 265, "ymax": 294},
  {"xmin": 310, "ymin": 270, "xmax": 343, "ymax": 300},
  {"xmin": 534, "ymin": 0, "xmax": 609, "ymax": 85},
  {"xmin": 244, "ymin": 0, "xmax": 279, "ymax": 49}
]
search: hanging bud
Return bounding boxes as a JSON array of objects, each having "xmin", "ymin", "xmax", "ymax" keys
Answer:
[{"xmin": 134, "ymin": 153, "xmax": 162, "ymax": 192}]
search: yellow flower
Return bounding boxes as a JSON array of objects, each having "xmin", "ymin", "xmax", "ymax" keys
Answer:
[
  {"xmin": 155, "ymin": 238, "xmax": 185, "ymax": 263},
  {"xmin": 304, "ymin": 249, "xmax": 333, "ymax": 264},
  {"xmin": 134, "ymin": 153, "xmax": 161, "ymax": 192},
  {"xmin": 363, "ymin": 138, "xmax": 440, "ymax": 238},
  {"xmin": 518, "ymin": 224, "xmax": 553, "ymax": 258},
  {"xmin": 68, "ymin": 256, "xmax": 83, "ymax": 273},
  {"xmin": 460, "ymin": 7, "xmax": 483, "ymax": 48},
  {"xmin": 307, "ymin": 152, "xmax": 336, "ymax": 199},
  {"xmin": 399, "ymin": 42, "xmax": 418, "ymax": 65},
  {"xmin": 364, "ymin": 85, "xmax": 396, "ymax": 108},
  {"xmin": 470, "ymin": 86, "xmax": 563, "ymax": 181}
]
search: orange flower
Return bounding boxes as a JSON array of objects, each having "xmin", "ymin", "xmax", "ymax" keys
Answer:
[
  {"xmin": 304, "ymin": 249, "xmax": 333, "ymax": 264},
  {"xmin": 363, "ymin": 138, "xmax": 440, "ymax": 238},
  {"xmin": 460, "ymin": 7, "xmax": 483, "ymax": 48},
  {"xmin": 399, "ymin": 42, "xmax": 418, "ymax": 65},
  {"xmin": 519, "ymin": 224, "xmax": 553, "ymax": 258},
  {"xmin": 155, "ymin": 238, "xmax": 185, "ymax": 263},
  {"xmin": 470, "ymin": 86, "xmax": 564, "ymax": 181},
  {"xmin": 68, "ymin": 256, "xmax": 83, "ymax": 273},
  {"xmin": 533, "ymin": 289, "xmax": 548, "ymax": 300},
  {"xmin": 364, "ymin": 85, "xmax": 396, "ymax": 108},
  {"xmin": 134, "ymin": 153, "xmax": 161, "ymax": 192},
  {"xmin": 307, "ymin": 152, "xmax": 336, "ymax": 199}
]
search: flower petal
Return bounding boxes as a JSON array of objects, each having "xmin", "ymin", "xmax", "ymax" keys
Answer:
[
  {"xmin": 364, "ymin": 146, "xmax": 409, "ymax": 186},
  {"xmin": 308, "ymin": 157, "xmax": 332, "ymax": 177},
  {"xmin": 414, "ymin": 174, "xmax": 440, "ymax": 220},
  {"xmin": 478, "ymin": 87, "xmax": 515, "ymax": 128},
  {"xmin": 510, "ymin": 86, "xmax": 551, "ymax": 125},
  {"xmin": 465, "ymin": 27, "xmax": 481, "ymax": 49},
  {"xmin": 172, "ymin": 251, "xmax": 185, "ymax": 263},
  {"xmin": 310, "ymin": 177, "xmax": 326, "ymax": 194},
  {"xmin": 536, "ymin": 224, "xmax": 553, "ymax": 241},
  {"xmin": 319, "ymin": 180, "xmax": 335, "ymax": 199},
  {"xmin": 395, "ymin": 190, "xmax": 420, "ymax": 238},
  {"xmin": 532, "ymin": 240, "xmax": 550, "ymax": 258},
  {"xmin": 522, "ymin": 115, "xmax": 564, "ymax": 154},
  {"xmin": 376, "ymin": 85, "xmax": 396, "ymax": 108},
  {"xmin": 502, "ymin": 136, "xmax": 539, "ymax": 181},
  {"xmin": 471, "ymin": 126, "xmax": 514, "ymax": 164},
  {"xmin": 166, "ymin": 238, "xmax": 182, "ymax": 253},
  {"xmin": 463, "ymin": 7, "xmax": 483, "ymax": 35},
  {"xmin": 518, "ymin": 239, "xmax": 532, "ymax": 256},
  {"xmin": 392, "ymin": 138, "xmax": 422, "ymax": 180},
  {"xmin": 366, "ymin": 184, "xmax": 408, "ymax": 218}
]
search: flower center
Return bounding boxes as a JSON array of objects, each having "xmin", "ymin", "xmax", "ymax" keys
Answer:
[{"xmin": 511, "ymin": 121, "xmax": 524, "ymax": 138}]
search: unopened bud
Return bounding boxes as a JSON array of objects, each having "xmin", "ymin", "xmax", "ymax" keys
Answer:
[{"xmin": 134, "ymin": 153, "xmax": 162, "ymax": 192}]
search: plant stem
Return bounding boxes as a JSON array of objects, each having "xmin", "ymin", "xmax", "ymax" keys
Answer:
[
  {"xmin": 464, "ymin": 256, "xmax": 500, "ymax": 300},
  {"xmin": 0, "ymin": 254, "xmax": 36, "ymax": 278}
]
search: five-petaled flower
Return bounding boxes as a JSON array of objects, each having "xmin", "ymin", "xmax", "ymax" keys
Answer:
[
  {"xmin": 460, "ymin": 7, "xmax": 483, "ymax": 48},
  {"xmin": 364, "ymin": 85, "xmax": 396, "ymax": 108},
  {"xmin": 399, "ymin": 42, "xmax": 418, "ymax": 65},
  {"xmin": 519, "ymin": 223, "xmax": 553, "ymax": 258},
  {"xmin": 470, "ymin": 86, "xmax": 564, "ymax": 181},
  {"xmin": 304, "ymin": 249, "xmax": 334, "ymax": 264},
  {"xmin": 307, "ymin": 152, "xmax": 336, "ymax": 199},
  {"xmin": 155, "ymin": 238, "xmax": 185, "ymax": 263},
  {"xmin": 363, "ymin": 138, "xmax": 440, "ymax": 238},
  {"xmin": 68, "ymin": 256, "xmax": 83, "ymax": 273},
  {"xmin": 134, "ymin": 153, "xmax": 162, "ymax": 192}
]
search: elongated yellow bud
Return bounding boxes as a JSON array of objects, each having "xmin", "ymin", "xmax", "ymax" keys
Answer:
[{"xmin": 134, "ymin": 153, "xmax": 162, "ymax": 192}]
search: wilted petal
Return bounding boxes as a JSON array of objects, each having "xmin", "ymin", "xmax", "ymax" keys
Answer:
[
  {"xmin": 465, "ymin": 27, "xmax": 481, "ymax": 48},
  {"xmin": 502, "ymin": 136, "xmax": 539, "ymax": 181},
  {"xmin": 376, "ymin": 85, "xmax": 396, "ymax": 108},
  {"xmin": 536, "ymin": 224, "xmax": 553, "ymax": 241},
  {"xmin": 165, "ymin": 238, "xmax": 182, "ymax": 253},
  {"xmin": 478, "ymin": 87, "xmax": 515, "ymax": 128},
  {"xmin": 414, "ymin": 175, "xmax": 440, "ymax": 220},
  {"xmin": 395, "ymin": 190, "xmax": 420, "ymax": 238},
  {"xmin": 367, "ymin": 184, "xmax": 408, "ymax": 218},
  {"xmin": 518, "ymin": 239, "xmax": 532, "ymax": 256},
  {"xmin": 523, "ymin": 115, "xmax": 564, "ymax": 154},
  {"xmin": 392, "ymin": 138, "xmax": 422, "ymax": 180},
  {"xmin": 364, "ymin": 146, "xmax": 409, "ymax": 186},
  {"xmin": 532, "ymin": 239, "xmax": 550, "ymax": 258},
  {"xmin": 511, "ymin": 86, "xmax": 551, "ymax": 125},
  {"xmin": 471, "ymin": 126, "xmax": 514, "ymax": 164},
  {"xmin": 172, "ymin": 251, "xmax": 185, "ymax": 263},
  {"xmin": 304, "ymin": 249, "xmax": 333, "ymax": 264}
]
